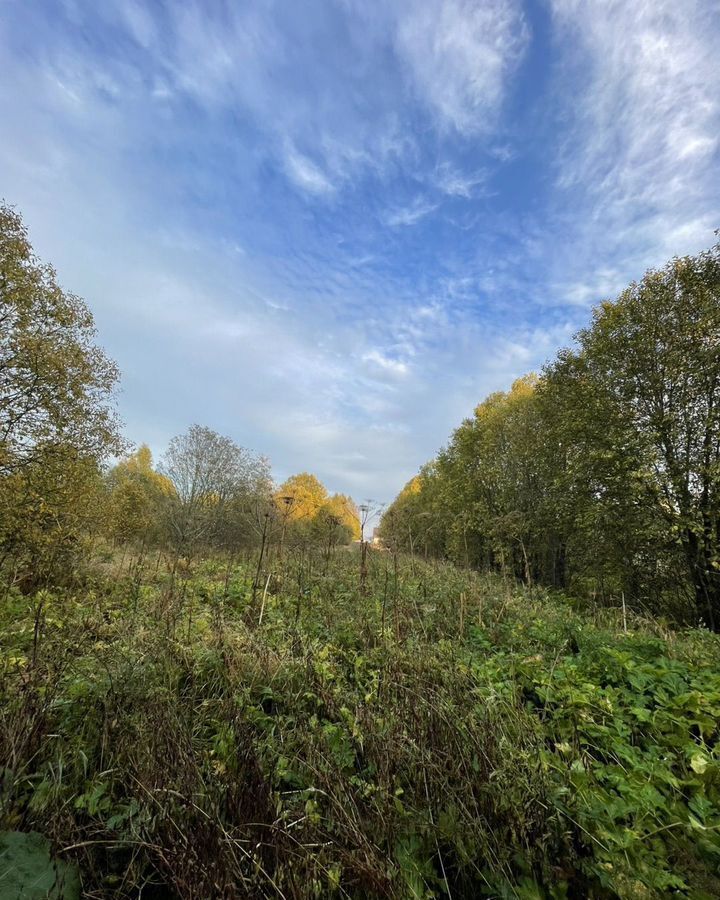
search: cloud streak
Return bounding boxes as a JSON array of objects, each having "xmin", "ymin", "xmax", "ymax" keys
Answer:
[
  {"xmin": 394, "ymin": 0, "xmax": 529, "ymax": 134},
  {"xmin": 547, "ymin": 0, "xmax": 720, "ymax": 272},
  {"xmin": 0, "ymin": 0, "xmax": 718, "ymax": 505}
]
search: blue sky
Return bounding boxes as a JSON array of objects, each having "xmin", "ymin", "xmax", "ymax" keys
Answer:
[{"xmin": 1, "ymin": 0, "xmax": 719, "ymax": 505}]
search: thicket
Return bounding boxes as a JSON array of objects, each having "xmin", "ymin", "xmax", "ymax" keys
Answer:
[
  {"xmin": 2, "ymin": 548, "xmax": 720, "ymax": 898},
  {"xmin": 380, "ymin": 243, "xmax": 720, "ymax": 629}
]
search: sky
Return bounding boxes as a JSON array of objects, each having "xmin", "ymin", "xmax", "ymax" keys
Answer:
[{"xmin": 1, "ymin": 0, "xmax": 719, "ymax": 507}]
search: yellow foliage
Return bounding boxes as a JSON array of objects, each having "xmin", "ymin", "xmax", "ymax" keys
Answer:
[
  {"xmin": 107, "ymin": 445, "xmax": 173, "ymax": 542},
  {"xmin": 275, "ymin": 474, "xmax": 360, "ymax": 541},
  {"xmin": 322, "ymin": 493, "xmax": 361, "ymax": 540},
  {"xmin": 400, "ymin": 476, "xmax": 423, "ymax": 497},
  {"xmin": 275, "ymin": 472, "xmax": 328, "ymax": 522},
  {"xmin": 114, "ymin": 445, "xmax": 175, "ymax": 496}
]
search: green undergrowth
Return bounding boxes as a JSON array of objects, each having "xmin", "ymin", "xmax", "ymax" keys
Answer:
[{"xmin": 1, "ymin": 550, "xmax": 719, "ymax": 898}]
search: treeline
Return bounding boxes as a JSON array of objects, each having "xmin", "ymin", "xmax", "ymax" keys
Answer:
[
  {"xmin": 0, "ymin": 203, "xmax": 359, "ymax": 589},
  {"xmin": 380, "ymin": 242, "xmax": 720, "ymax": 629},
  {"xmin": 106, "ymin": 437, "xmax": 360, "ymax": 567}
]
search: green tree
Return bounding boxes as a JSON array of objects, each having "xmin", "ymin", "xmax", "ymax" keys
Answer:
[
  {"xmin": 0, "ymin": 203, "xmax": 123, "ymax": 584},
  {"xmin": 564, "ymin": 245, "xmax": 720, "ymax": 625},
  {"xmin": 0, "ymin": 448, "xmax": 105, "ymax": 587},
  {"xmin": 538, "ymin": 351, "xmax": 676, "ymax": 608},
  {"xmin": 379, "ymin": 469, "xmax": 448, "ymax": 560},
  {"xmin": 382, "ymin": 241, "xmax": 720, "ymax": 627},
  {"xmin": 0, "ymin": 203, "xmax": 121, "ymax": 476},
  {"xmin": 106, "ymin": 445, "xmax": 174, "ymax": 546}
]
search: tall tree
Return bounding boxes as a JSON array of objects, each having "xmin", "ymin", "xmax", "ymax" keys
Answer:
[
  {"xmin": 0, "ymin": 203, "xmax": 121, "ymax": 476},
  {"xmin": 570, "ymin": 245, "xmax": 720, "ymax": 625},
  {"xmin": 0, "ymin": 204, "xmax": 123, "ymax": 583}
]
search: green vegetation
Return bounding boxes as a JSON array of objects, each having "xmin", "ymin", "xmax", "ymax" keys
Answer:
[
  {"xmin": 380, "ymin": 244, "xmax": 720, "ymax": 629},
  {"xmin": 2, "ymin": 206, "xmax": 720, "ymax": 897},
  {"xmin": 2, "ymin": 549, "xmax": 720, "ymax": 898},
  {"xmin": 0, "ymin": 831, "xmax": 80, "ymax": 899}
]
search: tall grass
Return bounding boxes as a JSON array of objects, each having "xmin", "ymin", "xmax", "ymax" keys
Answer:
[{"xmin": 1, "ymin": 547, "xmax": 719, "ymax": 897}]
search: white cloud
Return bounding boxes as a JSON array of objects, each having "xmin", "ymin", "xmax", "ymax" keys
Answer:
[
  {"xmin": 125, "ymin": 2, "xmax": 408, "ymax": 195},
  {"xmin": 28, "ymin": 1, "xmax": 528, "ymax": 201},
  {"xmin": 383, "ymin": 196, "xmax": 437, "ymax": 227},
  {"xmin": 283, "ymin": 144, "xmax": 335, "ymax": 195},
  {"xmin": 500, "ymin": 0, "xmax": 720, "ymax": 320},
  {"xmin": 362, "ymin": 350, "xmax": 409, "ymax": 378},
  {"xmin": 432, "ymin": 162, "xmax": 489, "ymax": 198},
  {"xmin": 394, "ymin": 0, "xmax": 529, "ymax": 134},
  {"xmin": 549, "ymin": 0, "xmax": 720, "ymax": 262}
]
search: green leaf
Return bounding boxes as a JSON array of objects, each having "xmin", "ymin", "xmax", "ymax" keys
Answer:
[{"xmin": 0, "ymin": 831, "xmax": 80, "ymax": 899}]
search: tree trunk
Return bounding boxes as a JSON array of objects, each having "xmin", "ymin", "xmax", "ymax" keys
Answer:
[{"xmin": 686, "ymin": 529, "xmax": 719, "ymax": 631}]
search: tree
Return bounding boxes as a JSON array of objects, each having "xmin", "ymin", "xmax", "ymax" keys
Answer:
[
  {"xmin": 106, "ymin": 445, "xmax": 174, "ymax": 546},
  {"xmin": 0, "ymin": 447, "xmax": 105, "ymax": 587},
  {"xmin": 379, "ymin": 469, "xmax": 448, "ymax": 560},
  {"xmin": 274, "ymin": 474, "xmax": 360, "ymax": 548},
  {"xmin": 538, "ymin": 343, "xmax": 685, "ymax": 604},
  {"xmin": 319, "ymin": 493, "xmax": 361, "ymax": 543},
  {"xmin": 0, "ymin": 203, "xmax": 122, "ymax": 476},
  {"xmin": 568, "ymin": 244, "xmax": 720, "ymax": 626},
  {"xmin": 0, "ymin": 203, "xmax": 123, "ymax": 584},
  {"xmin": 275, "ymin": 473, "xmax": 328, "ymax": 523},
  {"xmin": 381, "ymin": 240, "xmax": 720, "ymax": 627},
  {"xmin": 159, "ymin": 425, "xmax": 270, "ymax": 556}
]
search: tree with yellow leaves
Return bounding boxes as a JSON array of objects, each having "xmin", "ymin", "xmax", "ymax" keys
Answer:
[
  {"xmin": 106, "ymin": 445, "xmax": 174, "ymax": 547},
  {"xmin": 275, "ymin": 474, "xmax": 360, "ymax": 546}
]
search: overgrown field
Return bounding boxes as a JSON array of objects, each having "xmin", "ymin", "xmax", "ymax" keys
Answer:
[{"xmin": 1, "ymin": 548, "xmax": 720, "ymax": 898}]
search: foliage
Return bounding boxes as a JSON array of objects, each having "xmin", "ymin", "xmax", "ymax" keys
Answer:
[
  {"xmin": 0, "ymin": 830, "xmax": 80, "ymax": 898},
  {"xmin": 381, "ymin": 243, "xmax": 720, "ymax": 628},
  {"xmin": 105, "ymin": 445, "xmax": 174, "ymax": 546},
  {"xmin": 0, "ymin": 203, "xmax": 122, "ymax": 476},
  {"xmin": 277, "ymin": 472, "xmax": 330, "ymax": 521},
  {"xmin": 0, "ymin": 203, "xmax": 123, "ymax": 585},
  {"xmin": 277, "ymin": 473, "xmax": 361, "ymax": 545},
  {"xmin": 569, "ymin": 247, "xmax": 720, "ymax": 625},
  {"xmin": 1, "ymin": 548, "xmax": 719, "ymax": 898},
  {"xmin": 0, "ymin": 450, "xmax": 105, "ymax": 589}
]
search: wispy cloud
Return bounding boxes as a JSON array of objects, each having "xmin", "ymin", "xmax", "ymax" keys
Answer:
[
  {"xmin": 432, "ymin": 163, "xmax": 489, "ymax": 198},
  {"xmin": 394, "ymin": 0, "xmax": 529, "ymax": 134},
  {"xmin": 283, "ymin": 144, "xmax": 335, "ymax": 195},
  {"xmin": 548, "ymin": 0, "xmax": 720, "ymax": 264},
  {"xmin": 383, "ymin": 196, "xmax": 438, "ymax": 227},
  {"xmin": 362, "ymin": 350, "xmax": 409, "ymax": 379},
  {"xmin": 0, "ymin": 0, "xmax": 718, "ymax": 506}
]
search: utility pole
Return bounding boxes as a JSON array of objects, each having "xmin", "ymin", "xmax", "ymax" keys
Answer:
[{"xmin": 359, "ymin": 503, "xmax": 370, "ymax": 596}]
